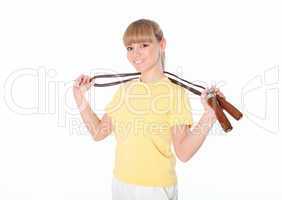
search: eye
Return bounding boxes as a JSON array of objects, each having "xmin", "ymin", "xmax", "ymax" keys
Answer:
[
  {"xmin": 141, "ymin": 43, "xmax": 149, "ymax": 48},
  {"xmin": 126, "ymin": 46, "xmax": 133, "ymax": 51}
]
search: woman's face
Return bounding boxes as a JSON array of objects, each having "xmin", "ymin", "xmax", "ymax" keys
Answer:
[{"xmin": 126, "ymin": 38, "xmax": 164, "ymax": 72}]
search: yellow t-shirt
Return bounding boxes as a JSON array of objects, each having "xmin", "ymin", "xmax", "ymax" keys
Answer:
[{"xmin": 105, "ymin": 75, "xmax": 193, "ymax": 187}]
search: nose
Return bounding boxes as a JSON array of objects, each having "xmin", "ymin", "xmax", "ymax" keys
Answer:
[
  {"xmin": 133, "ymin": 50, "xmax": 141, "ymax": 58},
  {"xmin": 132, "ymin": 46, "xmax": 141, "ymax": 57}
]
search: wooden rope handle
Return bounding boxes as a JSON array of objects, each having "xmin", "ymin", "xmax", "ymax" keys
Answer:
[{"xmin": 207, "ymin": 92, "xmax": 233, "ymax": 133}]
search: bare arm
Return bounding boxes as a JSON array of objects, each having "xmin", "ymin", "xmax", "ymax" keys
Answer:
[
  {"xmin": 73, "ymin": 74, "xmax": 112, "ymax": 142},
  {"xmin": 172, "ymin": 86, "xmax": 223, "ymax": 162},
  {"xmin": 171, "ymin": 111, "xmax": 216, "ymax": 162}
]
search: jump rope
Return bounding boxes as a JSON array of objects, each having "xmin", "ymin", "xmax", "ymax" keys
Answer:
[{"xmin": 89, "ymin": 71, "xmax": 243, "ymax": 133}]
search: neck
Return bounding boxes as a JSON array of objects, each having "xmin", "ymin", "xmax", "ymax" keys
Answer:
[{"xmin": 139, "ymin": 65, "xmax": 165, "ymax": 83}]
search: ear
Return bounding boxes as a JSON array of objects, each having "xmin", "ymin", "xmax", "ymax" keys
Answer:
[{"xmin": 160, "ymin": 37, "xmax": 166, "ymax": 52}]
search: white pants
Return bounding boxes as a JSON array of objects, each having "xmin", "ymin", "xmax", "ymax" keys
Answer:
[{"xmin": 112, "ymin": 176, "xmax": 178, "ymax": 200}]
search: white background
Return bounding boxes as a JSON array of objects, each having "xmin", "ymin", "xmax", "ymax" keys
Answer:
[{"xmin": 0, "ymin": 0, "xmax": 281, "ymax": 199}]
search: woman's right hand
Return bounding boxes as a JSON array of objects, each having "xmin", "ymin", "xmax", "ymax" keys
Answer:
[{"xmin": 73, "ymin": 74, "xmax": 93, "ymax": 98}]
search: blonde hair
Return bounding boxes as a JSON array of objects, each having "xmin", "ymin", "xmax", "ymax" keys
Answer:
[{"xmin": 123, "ymin": 19, "xmax": 166, "ymax": 70}]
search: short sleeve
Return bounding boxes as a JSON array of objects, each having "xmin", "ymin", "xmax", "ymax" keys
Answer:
[
  {"xmin": 104, "ymin": 85, "xmax": 124, "ymax": 118},
  {"xmin": 169, "ymin": 86, "xmax": 193, "ymax": 127}
]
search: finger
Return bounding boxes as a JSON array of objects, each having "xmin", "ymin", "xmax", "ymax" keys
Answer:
[
  {"xmin": 79, "ymin": 76, "xmax": 84, "ymax": 86},
  {"xmin": 73, "ymin": 78, "xmax": 77, "ymax": 86},
  {"xmin": 208, "ymin": 86, "xmax": 213, "ymax": 93},
  {"xmin": 80, "ymin": 75, "xmax": 85, "ymax": 85},
  {"xmin": 85, "ymin": 76, "xmax": 91, "ymax": 85},
  {"xmin": 82, "ymin": 75, "xmax": 88, "ymax": 85},
  {"xmin": 74, "ymin": 80, "xmax": 79, "ymax": 87},
  {"xmin": 85, "ymin": 76, "xmax": 90, "ymax": 84},
  {"xmin": 75, "ymin": 75, "xmax": 81, "ymax": 83},
  {"xmin": 85, "ymin": 76, "xmax": 91, "ymax": 86},
  {"xmin": 87, "ymin": 76, "xmax": 91, "ymax": 83},
  {"xmin": 210, "ymin": 85, "xmax": 216, "ymax": 92},
  {"xmin": 216, "ymin": 91, "xmax": 225, "ymax": 98},
  {"xmin": 219, "ymin": 92, "xmax": 225, "ymax": 98},
  {"xmin": 82, "ymin": 76, "xmax": 87, "ymax": 85},
  {"xmin": 75, "ymin": 76, "xmax": 82, "ymax": 87},
  {"xmin": 214, "ymin": 88, "xmax": 221, "ymax": 95},
  {"xmin": 78, "ymin": 74, "xmax": 83, "ymax": 82}
]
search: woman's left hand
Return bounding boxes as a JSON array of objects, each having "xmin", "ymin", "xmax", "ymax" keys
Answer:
[{"xmin": 200, "ymin": 85, "xmax": 225, "ymax": 117}]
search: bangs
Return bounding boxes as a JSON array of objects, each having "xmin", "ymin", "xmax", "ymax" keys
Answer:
[{"xmin": 123, "ymin": 22, "xmax": 156, "ymax": 46}]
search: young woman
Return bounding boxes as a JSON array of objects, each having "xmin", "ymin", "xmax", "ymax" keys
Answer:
[{"xmin": 73, "ymin": 19, "xmax": 225, "ymax": 200}]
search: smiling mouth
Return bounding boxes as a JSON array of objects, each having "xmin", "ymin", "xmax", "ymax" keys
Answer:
[{"xmin": 134, "ymin": 60, "xmax": 144, "ymax": 64}]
